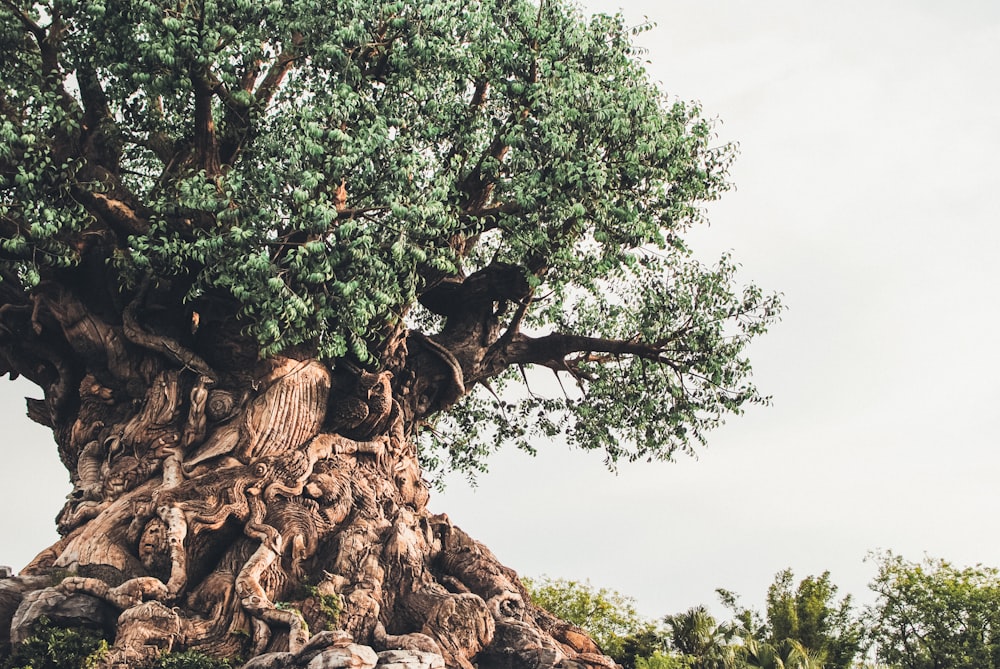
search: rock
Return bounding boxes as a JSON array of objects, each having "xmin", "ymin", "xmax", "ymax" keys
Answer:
[
  {"xmin": 298, "ymin": 630, "xmax": 354, "ymax": 655},
  {"xmin": 560, "ymin": 657, "xmax": 620, "ymax": 669},
  {"xmin": 306, "ymin": 643, "xmax": 379, "ymax": 668},
  {"xmin": 101, "ymin": 600, "xmax": 183, "ymax": 667},
  {"xmin": 0, "ymin": 566, "xmax": 12, "ymax": 579},
  {"xmin": 0, "ymin": 576, "xmax": 50, "ymax": 646},
  {"xmin": 376, "ymin": 649, "xmax": 446, "ymax": 668},
  {"xmin": 9, "ymin": 586, "xmax": 115, "ymax": 645},
  {"xmin": 294, "ymin": 630, "xmax": 356, "ymax": 665},
  {"xmin": 477, "ymin": 619, "xmax": 564, "ymax": 668},
  {"xmin": 241, "ymin": 652, "xmax": 295, "ymax": 669}
]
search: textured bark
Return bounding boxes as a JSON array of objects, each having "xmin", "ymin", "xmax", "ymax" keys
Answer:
[{"xmin": 0, "ymin": 280, "xmax": 618, "ymax": 669}]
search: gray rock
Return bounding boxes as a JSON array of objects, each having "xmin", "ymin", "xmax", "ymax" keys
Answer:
[
  {"xmin": 376, "ymin": 649, "xmax": 446, "ymax": 668},
  {"xmin": 298, "ymin": 630, "xmax": 354, "ymax": 654},
  {"xmin": 10, "ymin": 586, "xmax": 115, "ymax": 645},
  {"xmin": 0, "ymin": 566, "xmax": 12, "ymax": 579},
  {"xmin": 294, "ymin": 630, "xmax": 356, "ymax": 665},
  {"xmin": 0, "ymin": 576, "xmax": 50, "ymax": 645},
  {"xmin": 241, "ymin": 652, "xmax": 295, "ymax": 669},
  {"xmin": 306, "ymin": 643, "xmax": 379, "ymax": 668}
]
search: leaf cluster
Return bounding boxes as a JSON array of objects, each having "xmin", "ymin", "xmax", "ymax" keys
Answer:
[
  {"xmin": 865, "ymin": 551, "xmax": 1000, "ymax": 669},
  {"xmin": 0, "ymin": 0, "xmax": 782, "ymax": 473},
  {"xmin": 0, "ymin": 617, "xmax": 108, "ymax": 669}
]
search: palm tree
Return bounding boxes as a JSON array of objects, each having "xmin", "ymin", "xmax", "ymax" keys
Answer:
[
  {"xmin": 665, "ymin": 606, "xmax": 739, "ymax": 669},
  {"xmin": 739, "ymin": 638, "xmax": 823, "ymax": 669}
]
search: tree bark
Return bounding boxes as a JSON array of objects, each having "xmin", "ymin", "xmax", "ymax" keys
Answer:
[{"xmin": 0, "ymin": 281, "xmax": 618, "ymax": 669}]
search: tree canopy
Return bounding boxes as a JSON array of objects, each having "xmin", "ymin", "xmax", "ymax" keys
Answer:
[
  {"xmin": 763, "ymin": 569, "xmax": 861, "ymax": 669},
  {"xmin": 0, "ymin": 0, "xmax": 780, "ymax": 476},
  {"xmin": 523, "ymin": 575, "xmax": 651, "ymax": 660},
  {"xmin": 866, "ymin": 551, "xmax": 1000, "ymax": 669}
]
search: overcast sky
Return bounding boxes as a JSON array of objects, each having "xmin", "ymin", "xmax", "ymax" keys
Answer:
[{"xmin": 2, "ymin": 0, "xmax": 999, "ymax": 624}]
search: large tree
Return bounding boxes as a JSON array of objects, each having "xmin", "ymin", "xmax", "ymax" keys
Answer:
[
  {"xmin": 866, "ymin": 552, "xmax": 1000, "ymax": 669},
  {"xmin": 763, "ymin": 570, "xmax": 861, "ymax": 669},
  {"xmin": 0, "ymin": 0, "xmax": 780, "ymax": 667}
]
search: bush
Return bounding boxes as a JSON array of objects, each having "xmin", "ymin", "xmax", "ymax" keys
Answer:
[
  {"xmin": 1, "ymin": 618, "xmax": 108, "ymax": 669},
  {"xmin": 151, "ymin": 650, "xmax": 236, "ymax": 669}
]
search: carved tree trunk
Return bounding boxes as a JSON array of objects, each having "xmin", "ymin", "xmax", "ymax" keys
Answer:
[{"xmin": 0, "ymin": 280, "xmax": 618, "ymax": 669}]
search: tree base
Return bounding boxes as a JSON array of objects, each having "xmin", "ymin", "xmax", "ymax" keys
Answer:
[
  {"xmin": 0, "ymin": 356, "xmax": 618, "ymax": 669},
  {"xmin": 1, "ymin": 513, "xmax": 618, "ymax": 669}
]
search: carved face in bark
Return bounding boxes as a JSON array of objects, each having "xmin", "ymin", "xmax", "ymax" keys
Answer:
[
  {"xmin": 106, "ymin": 601, "xmax": 182, "ymax": 667},
  {"xmin": 138, "ymin": 518, "xmax": 170, "ymax": 575}
]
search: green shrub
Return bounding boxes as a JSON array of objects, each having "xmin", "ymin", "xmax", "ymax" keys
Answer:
[
  {"xmin": 1, "ymin": 618, "xmax": 108, "ymax": 669},
  {"xmin": 151, "ymin": 650, "xmax": 235, "ymax": 669}
]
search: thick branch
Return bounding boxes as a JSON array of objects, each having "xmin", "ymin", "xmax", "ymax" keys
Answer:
[
  {"xmin": 487, "ymin": 331, "xmax": 681, "ymax": 379},
  {"xmin": 0, "ymin": 0, "xmax": 45, "ymax": 46},
  {"xmin": 76, "ymin": 64, "xmax": 122, "ymax": 173},
  {"xmin": 192, "ymin": 70, "xmax": 222, "ymax": 177},
  {"xmin": 253, "ymin": 39, "xmax": 302, "ymax": 107},
  {"xmin": 218, "ymin": 35, "xmax": 303, "ymax": 166},
  {"xmin": 122, "ymin": 281, "xmax": 217, "ymax": 381},
  {"xmin": 418, "ymin": 262, "xmax": 531, "ymax": 318},
  {"xmin": 75, "ymin": 186, "xmax": 149, "ymax": 237}
]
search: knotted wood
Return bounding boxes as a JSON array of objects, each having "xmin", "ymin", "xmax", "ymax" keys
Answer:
[{"xmin": 0, "ymin": 282, "xmax": 617, "ymax": 669}]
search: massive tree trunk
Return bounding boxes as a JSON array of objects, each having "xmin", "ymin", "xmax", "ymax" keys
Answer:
[{"xmin": 0, "ymin": 278, "xmax": 618, "ymax": 669}]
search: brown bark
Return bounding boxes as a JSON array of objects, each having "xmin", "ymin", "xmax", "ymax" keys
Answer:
[{"xmin": 0, "ymin": 282, "xmax": 619, "ymax": 669}]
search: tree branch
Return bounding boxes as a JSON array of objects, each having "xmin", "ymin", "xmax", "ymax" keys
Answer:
[
  {"xmin": 217, "ymin": 34, "xmax": 303, "ymax": 166},
  {"xmin": 76, "ymin": 64, "xmax": 123, "ymax": 174},
  {"xmin": 418, "ymin": 262, "xmax": 531, "ymax": 317},
  {"xmin": 492, "ymin": 332, "xmax": 682, "ymax": 377},
  {"xmin": 192, "ymin": 69, "xmax": 222, "ymax": 177},
  {"xmin": 73, "ymin": 177, "xmax": 150, "ymax": 238},
  {"xmin": 0, "ymin": 0, "xmax": 45, "ymax": 45},
  {"xmin": 254, "ymin": 34, "xmax": 303, "ymax": 107},
  {"xmin": 122, "ymin": 280, "xmax": 217, "ymax": 381}
]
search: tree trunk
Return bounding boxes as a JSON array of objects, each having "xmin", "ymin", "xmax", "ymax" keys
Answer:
[{"xmin": 0, "ymin": 282, "xmax": 617, "ymax": 669}]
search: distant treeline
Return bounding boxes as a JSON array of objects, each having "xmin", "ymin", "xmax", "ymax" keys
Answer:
[{"xmin": 525, "ymin": 551, "xmax": 1000, "ymax": 669}]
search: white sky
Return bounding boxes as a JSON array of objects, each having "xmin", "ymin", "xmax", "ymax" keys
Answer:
[{"xmin": 2, "ymin": 0, "xmax": 999, "ymax": 625}]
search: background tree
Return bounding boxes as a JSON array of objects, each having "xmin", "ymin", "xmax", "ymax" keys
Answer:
[
  {"xmin": 866, "ymin": 552, "xmax": 1000, "ymax": 669},
  {"xmin": 523, "ymin": 576, "xmax": 662, "ymax": 664},
  {"xmin": 664, "ymin": 606, "xmax": 737, "ymax": 669},
  {"xmin": 764, "ymin": 569, "xmax": 861, "ymax": 669},
  {"xmin": 737, "ymin": 638, "xmax": 819, "ymax": 669},
  {"xmin": 0, "ymin": 0, "xmax": 779, "ymax": 667},
  {"xmin": 636, "ymin": 651, "xmax": 696, "ymax": 669}
]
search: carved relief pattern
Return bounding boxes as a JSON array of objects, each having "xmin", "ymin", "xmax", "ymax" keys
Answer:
[{"xmin": 0, "ymin": 285, "xmax": 615, "ymax": 669}]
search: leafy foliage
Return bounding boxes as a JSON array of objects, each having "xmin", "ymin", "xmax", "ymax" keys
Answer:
[
  {"xmin": 150, "ymin": 651, "xmax": 235, "ymax": 669},
  {"xmin": 1, "ymin": 617, "xmax": 108, "ymax": 669},
  {"xmin": 524, "ymin": 575, "xmax": 654, "ymax": 660},
  {"xmin": 637, "ymin": 651, "xmax": 697, "ymax": 669},
  {"xmin": 0, "ymin": 0, "xmax": 780, "ymax": 474},
  {"xmin": 150, "ymin": 650, "xmax": 235, "ymax": 669},
  {"xmin": 763, "ymin": 569, "xmax": 861, "ymax": 669},
  {"xmin": 664, "ymin": 606, "xmax": 736, "ymax": 669},
  {"xmin": 866, "ymin": 551, "xmax": 1000, "ymax": 669}
]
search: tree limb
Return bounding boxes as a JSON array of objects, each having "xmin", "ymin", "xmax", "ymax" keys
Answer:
[
  {"xmin": 418, "ymin": 262, "xmax": 531, "ymax": 317},
  {"xmin": 0, "ymin": 0, "xmax": 46, "ymax": 45},
  {"xmin": 122, "ymin": 280, "xmax": 217, "ymax": 382},
  {"xmin": 493, "ymin": 332, "xmax": 684, "ymax": 376},
  {"xmin": 254, "ymin": 34, "xmax": 303, "ymax": 107}
]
